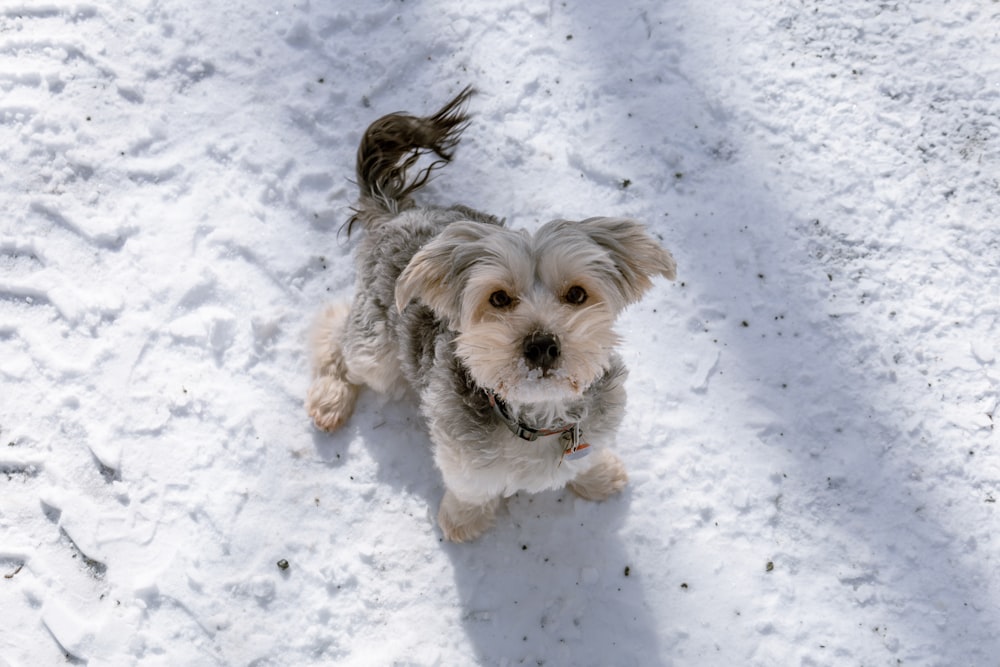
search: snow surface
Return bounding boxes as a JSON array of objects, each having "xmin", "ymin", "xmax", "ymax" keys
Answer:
[{"xmin": 2, "ymin": 1, "xmax": 998, "ymax": 665}]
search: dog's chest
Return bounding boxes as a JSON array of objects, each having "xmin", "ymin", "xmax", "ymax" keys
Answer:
[{"xmin": 493, "ymin": 429, "xmax": 590, "ymax": 496}]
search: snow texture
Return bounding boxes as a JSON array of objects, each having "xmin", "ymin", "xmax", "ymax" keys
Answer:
[{"xmin": 1, "ymin": 1, "xmax": 998, "ymax": 665}]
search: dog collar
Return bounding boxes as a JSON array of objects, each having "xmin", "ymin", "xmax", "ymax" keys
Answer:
[{"xmin": 484, "ymin": 389, "xmax": 591, "ymax": 460}]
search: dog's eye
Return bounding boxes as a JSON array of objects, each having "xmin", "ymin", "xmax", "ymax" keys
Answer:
[
  {"xmin": 564, "ymin": 285, "xmax": 588, "ymax": 305},
  {"xmin": 489, "ymin": 290, "xmax": 513, "ymax": 308}
]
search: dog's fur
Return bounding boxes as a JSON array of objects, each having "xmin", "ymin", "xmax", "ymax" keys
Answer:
[{"xmin": 307, "ymin": 87, "xmax": 676, "ymax": 542}]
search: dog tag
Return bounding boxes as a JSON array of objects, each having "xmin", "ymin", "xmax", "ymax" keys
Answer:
[{"xmin": 561, "ymin": 424, "xmax": 591, "ymax": 461}]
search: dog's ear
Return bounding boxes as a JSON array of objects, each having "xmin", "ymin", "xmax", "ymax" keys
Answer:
[
  {"xmin": 395, "ymin": 221, "xmax": 494, "ymax": 325},
  {"xmin": 578, "ymin": 217, "xmax": 676, "ymax": 304}
]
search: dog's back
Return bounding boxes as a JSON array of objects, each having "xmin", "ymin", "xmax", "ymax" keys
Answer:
[
  {"xmin": 323, "ymin": 88, "xmax": 501, "ymax": 411},
  {"xmin": 345, "ymin": 87, "xmax": 502, "ymax": 375}
]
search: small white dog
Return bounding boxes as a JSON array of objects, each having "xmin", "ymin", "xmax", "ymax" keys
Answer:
[{"xmin": 307, "ymin": 87, "xmax": 676, "ymax": 542}]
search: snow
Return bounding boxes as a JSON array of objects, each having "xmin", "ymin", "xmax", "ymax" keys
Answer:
[{"xmin": 1, "ymin": 0, "xmax": 998, "ymax": 665}]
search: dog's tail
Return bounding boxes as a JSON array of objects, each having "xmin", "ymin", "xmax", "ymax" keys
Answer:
[{"xmin": 347, "ymin": 86, "xmax": 475, "ymax": 234}]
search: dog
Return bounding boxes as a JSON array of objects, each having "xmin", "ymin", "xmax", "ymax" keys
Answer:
[{"xmin": 306, "ymin": 87, "xmax": 676, "ymax": 542}]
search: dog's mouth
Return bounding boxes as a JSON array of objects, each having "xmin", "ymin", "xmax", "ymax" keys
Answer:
[
  {"xmin": 525, "ymin": 366, "xmax": 560, "ymax": 381},
  {"xmin": 528, "ymin": 369, "xmax": 582, "ymax": 392},
  {"xmin": 494, "ymin": 365, "xmax": 584, "ymax": 403}
]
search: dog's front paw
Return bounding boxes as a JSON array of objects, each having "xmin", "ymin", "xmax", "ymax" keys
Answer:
[
  {"xmin": 567, "ymin": 448, "xmax": 628, "ymax": 501},
  {"xmin": 306, "ymin": 376, "xmax": 359, "ymax": 432},
  {"xmin": 438, "ymin": 491, "xmax": 499, "ymax": 543}
]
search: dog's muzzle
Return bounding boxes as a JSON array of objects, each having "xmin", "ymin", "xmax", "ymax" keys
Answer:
[{"xmin": 523, "ymin": 332, "xmax": 560, "ymax": 372}]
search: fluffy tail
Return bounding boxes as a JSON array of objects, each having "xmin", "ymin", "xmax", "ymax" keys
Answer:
[{"xmin": 348, "ymin": 86, "xmax": 475, "ymax": 233}]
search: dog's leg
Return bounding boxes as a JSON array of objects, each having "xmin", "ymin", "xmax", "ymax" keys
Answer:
[
  {"xmin": 306, "ymin": 303, "xmax": 360, "ymax": 431},
  {"xmin": 438, "ymin": 490, "xmax": 500, "ymax": 543},
  {"xmin": 567, "ymin": 448, "xmax": 629, "ymax": 501},
  {"xmin": 340, "ymin": 320, "xmax": 404, "ymax": 398}
]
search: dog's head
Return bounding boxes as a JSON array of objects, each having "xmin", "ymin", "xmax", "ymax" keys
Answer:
[{"xmin": 395, "ymin": 217, "xmax": 676, "ymax": 405}]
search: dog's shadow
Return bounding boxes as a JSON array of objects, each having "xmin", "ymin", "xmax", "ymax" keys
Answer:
[
  {"xmin": 443, "ymin": 489, "xmax": 662, "ymax": 666},
  {"xmin": 324, "ymin": 390, "xmax": 663, "ymax": 665}
]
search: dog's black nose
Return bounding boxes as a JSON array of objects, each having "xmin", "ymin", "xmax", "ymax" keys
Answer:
[{"xmin": 523, "ymin": 332, "xmax": 560, "ymax": 371}]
